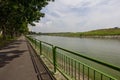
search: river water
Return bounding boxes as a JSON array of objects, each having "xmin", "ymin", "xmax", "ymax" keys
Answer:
[
  {"xmin": 33, "ymin": 35, "xmax": 120, "ymax": 67},
  {"xmin": 32, "ymin": 35, "xmax": 120, "ymax": 79},
  {"xmin": 34, "ymin": 36, "xmax": 120, "ymax": 67}
]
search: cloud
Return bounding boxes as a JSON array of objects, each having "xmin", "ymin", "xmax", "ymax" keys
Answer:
[{"xmin": 29, "ymin": 0, "xmax": 120, "ymax": 32}]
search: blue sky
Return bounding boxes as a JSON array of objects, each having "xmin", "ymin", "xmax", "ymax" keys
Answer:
[{"xmin": 29, "ymin": 0, "xmax": 120, "ymax": 32}]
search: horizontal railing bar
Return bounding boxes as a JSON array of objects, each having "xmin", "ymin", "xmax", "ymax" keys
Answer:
[
  {"xmin": 29, "ymin": 37, "xmax": 120, "ymax": 72},
  {"xmin": 57, "ymin": 50, "xmax": 117, "ymax": 80},
  {"xmin": 35, "ymin": 39, "xmax": 53, "ymax": 47},
  {"xmin": 55, "ymin": 46, "xmax": 120, "ymax": 72},
  {"xmin": 27, "ymin": 36, "xmax": 119, "ymax": 80}
]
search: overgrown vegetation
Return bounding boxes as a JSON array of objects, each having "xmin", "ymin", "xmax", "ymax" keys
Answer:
[{"xmin": 0, "ymin": 37, "xmax": 15, "ymax": 48}]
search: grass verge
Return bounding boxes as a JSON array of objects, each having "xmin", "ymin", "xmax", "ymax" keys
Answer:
[{"xmin": 0, "ymin": 37, "xmax": 16, "ymax": 49}]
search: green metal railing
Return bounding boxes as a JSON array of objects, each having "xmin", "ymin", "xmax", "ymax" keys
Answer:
[{"xmin": 26, "ymin": 36, "xmax": 120, "ymax": 80}]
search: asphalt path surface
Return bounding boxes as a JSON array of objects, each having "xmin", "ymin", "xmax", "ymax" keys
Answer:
[{"xmin": 0, "ymin": 36, "xmax": 55, "ymax": 80}]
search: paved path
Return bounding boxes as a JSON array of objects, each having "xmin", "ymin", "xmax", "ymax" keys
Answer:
[{"xmin": 0, "ymin": 36, "xmax": 38, "ymax": 80}]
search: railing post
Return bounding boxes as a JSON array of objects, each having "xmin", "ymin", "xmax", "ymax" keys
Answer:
[
  {"xmin": 39, "ymin": 41, "xmax": 42, "ymax": 55},
  {"xmin": 35, "ymin": 39, "xmax": 36, "ymax": 49},
  {"xmin": 53, "ymin": 46, "xmax": 56, "ymax": 73}
]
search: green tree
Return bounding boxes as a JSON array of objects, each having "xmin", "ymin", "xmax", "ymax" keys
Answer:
[{"xmin": 0, "ymin": 0, "xmax": 54, "ymax": 39}]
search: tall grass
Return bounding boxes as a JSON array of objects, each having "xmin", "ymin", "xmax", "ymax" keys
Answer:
[{"xmin": 0, "ymin": 36, "xmax": 15, "ymax": 48}]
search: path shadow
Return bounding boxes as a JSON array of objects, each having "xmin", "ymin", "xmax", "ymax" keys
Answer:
[
  {"xmin": 0, "ymin": 39, "xmax": 26, "ymax": 50},
  {"xmin": 1, "ymin": 45, "xmax": 19, "ymax": 49},
  {"xmin": 0, "ymin": 50, "xmax": 27, "ymax": 68},
  {"xmin": 11, "ymin": 40, "xmax": 26, "ymax": 45}
]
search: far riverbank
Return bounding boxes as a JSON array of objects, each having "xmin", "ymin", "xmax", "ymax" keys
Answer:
[
  {"xmin": 37, "ymin": 27, "xmax": 120, "ymax": 39},
  {"xmin": 79, "ymin": 35, "xmax": 120, "ymax": 39}
]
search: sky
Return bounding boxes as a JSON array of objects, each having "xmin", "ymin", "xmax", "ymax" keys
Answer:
[{"xmin": 29, "ymin": 0, "xmax": 120, "ymax": 33}]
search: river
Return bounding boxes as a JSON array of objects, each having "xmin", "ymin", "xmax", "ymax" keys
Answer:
[
  {"xmin": 33, "ymin": 35, "xmax": 120, "ymax": 67},
  {"xmin": 32, "ymin": 35, "xmax": 120, "ymax": 79}
]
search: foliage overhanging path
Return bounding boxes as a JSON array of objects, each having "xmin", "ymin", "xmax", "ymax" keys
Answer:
[{"xmin": 0, "ymin": 0, "xmax": 54, "ymax": 39}]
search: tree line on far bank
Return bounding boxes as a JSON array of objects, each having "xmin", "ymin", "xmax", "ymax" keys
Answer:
[
  {"xmin": 0, "ymin": 0, "xmax": 53, "ymax": 40},
  {"xmin": 29, "ymin": 27, "xmax": 120, "ymax": 38}
]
